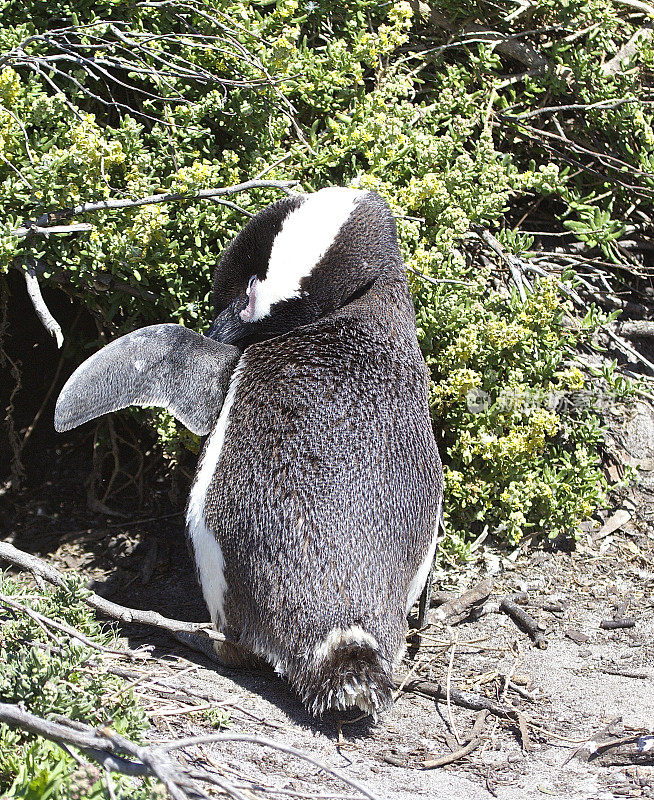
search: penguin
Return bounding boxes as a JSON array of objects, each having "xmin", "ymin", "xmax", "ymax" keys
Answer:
[{"xmin": 54, "ymin": 187, "xmax": 443, "ymax": 719}]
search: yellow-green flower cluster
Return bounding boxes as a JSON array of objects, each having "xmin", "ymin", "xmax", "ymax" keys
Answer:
[
  {"xmin": 440, "ymin": 328, "xmax": 480, "ymax": 369},
  {"xmin": 68, "ymin": 114, "xmax": 125, "ymax": 170},
  {"xmin": 432, "ymin": 368, "xmax": 482, "ymax": 408},
  {"xmin": 557, "ymin": 366, "xmax": 585, "ymax": 390},
  {"xmin": 355, "ymin": 2, "xmax": 413, "ymax": 65},
  {"xmin": 455, "ymin": 407, "xmax": 559, "ymax": 467},
  {"xmin": 0, "ymin": 67, "xmax": 20, "ymax": 105},
  {"xmin": 128, "ymin": 205, "xmax": 169, "ymax": 251},
  {"xmin": 485, "ymin": 318, "xmax": 532, "ymax": 351}
]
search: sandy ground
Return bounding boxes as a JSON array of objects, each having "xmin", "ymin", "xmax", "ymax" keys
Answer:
[
  {"xmin": 3, "ymin": 403, "xmax": 654, "ymax": 799},
  {"xmin": 11, "ymin": 491, "xmax": 648, "ymax": 800},
  {"xmin": 118, "ymin": 523, "xmax": 651, "ymax": 800}
]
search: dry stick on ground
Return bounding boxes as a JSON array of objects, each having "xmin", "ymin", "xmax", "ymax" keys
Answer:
[
  {"xmin": 428, "ymin": 578, "xmax": 494, "ymax": 625},
  {"xmin": 403, "ymin": 679, "xmax": 517, "ymax": 718},
  {"xmin": 0, "ymin": 702, "xmax": 380, "ymax": 800},
  {"xmin": 0, "ymin": 541, "xmax": 225, "ymax": 645},
  {"xmin": 425, "ymin": 8, "xmax": 550, "ymax": 72},
  {"xmin": 562, "ymin": 717, "xmax": 623, "ymax": 765},
  {"xmin": 445, "ymin": 633, "xmax": 463, "ymax": 745},
  {"xmin": 158, "ymin": 734, "xmax": 380, "ymax": 800},
  {"xmin": 422, "ymin": 709, "xmax": 489, "ymax": 769},
  {"xmin": 602, "ymin": 667, "xmax": 651, "ymax": 679},
  {"xmin": 516, "ymin": 711, "xmax": 533, "ymax": 753},
  {"xmin": 616, "ymin": 321, "xmax": 654, "ymax": 337},
  {"xmin": 600, "ymin": 618, "xmax": 637, "ymax": 630},
  {"xmin": 499, "ymin": 596, "xmax": 548, "ymax": 650}
]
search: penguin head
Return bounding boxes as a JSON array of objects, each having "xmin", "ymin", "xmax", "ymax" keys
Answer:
[{"xmin": 207, "ymin": 187, "xmax": 403, "ymax": 346}]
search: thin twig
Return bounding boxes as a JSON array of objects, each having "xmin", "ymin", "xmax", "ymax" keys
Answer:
[
  {"xmin": 0, "ymin": 593, "xmax": 143, "ymax": 657},
  {"xmin": 157, "ymin": 733, "xmax": 380, "ymax": 800},
  {"xmin": 445, "ymin": 634, "xmax": 462, "ymax": 745},
  {"xmin": 0, "ymin": 540, "xmax": 225, "ymax": 644},
  {"xmin": 12, "ymin": 180, "xmax": 299, "ymax": 236}
]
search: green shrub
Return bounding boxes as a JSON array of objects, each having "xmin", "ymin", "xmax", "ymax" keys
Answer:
[
  {"xmin": 0, "ymin": 572, "xmax": 154, "ymax": 798},
  {"xmin": 1, "ymin": 0, "xmax": 652, "ymax": 548}
]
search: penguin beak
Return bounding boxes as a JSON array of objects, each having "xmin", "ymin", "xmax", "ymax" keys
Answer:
[{"xmin": 206, "ymin": 299, "xmax": 249, "ymax": 345}]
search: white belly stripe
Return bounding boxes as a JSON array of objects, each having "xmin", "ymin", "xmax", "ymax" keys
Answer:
[
  {"xmin": 186, "ymin": 354, "xmax": 247, "ymax": 628},
  {"xmin": 405, "ymin": 496, "xmax": 443, "ymax": 614}
]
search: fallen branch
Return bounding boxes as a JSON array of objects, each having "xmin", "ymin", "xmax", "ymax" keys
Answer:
[
  {"xmin": 604, "ymin": 325, "xmax": 654, "ymax": 376},
  {"xmin": 427, "ymin": 9, "xmax": 549, "ymax": 71},
  {"xmin": 615, "ymin": 320, "xmax": 654, "ymax": 338},
  {"xmin": 403, "ymin": 679, "xmax": 516, "ymax": 718},
  {"xmin": 517, "ymin": 710, "xmax": 532, "ymax": 753},
  {"xmin": 562, "ymin": 717, "xmax": 622, "ymax": 765},
  {"xmin": 601, "ymin": 667, "xmax": 651, "ymax": 679},
  {"xmin": 422, "ymin": 734, "xmax": 480, "ymax": 769},
  {"xmin": 422, "ymin": 709, "xmax": 488, "ymax": 769},
  {"xmin": 0, "ymin": 702, "xmax": 380, "ymax": 800},
  {"xmin": 158, "ymin": 734, "xmax": 380, "ymax": 800},
  {"xmin": 0, "ymin": 540, "xmax": 224, "ymax": 643},
  {"xmin": 602, "ymin": 27, "xmax": 654, "ymax": 75},
  {"xmin": 500, "ymin": 596, "xmax": 548, "ymax": 649},
  {"xmin": 428, "ymin": 578, "xmax": 494, "ymax": 626},
  {"xmin": 599, "ymin": 618, "xmax": 636, "ymax": 630}
]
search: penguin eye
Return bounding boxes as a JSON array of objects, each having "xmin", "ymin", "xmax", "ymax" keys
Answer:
[{"xmin": 240, "ymin": 275, "xmax": 258, "ymax": 322}]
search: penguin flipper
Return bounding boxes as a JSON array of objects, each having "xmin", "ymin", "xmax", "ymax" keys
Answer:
[{"xmin": 54, "ymin": 324, "xmax": 240, "ymax": 436}]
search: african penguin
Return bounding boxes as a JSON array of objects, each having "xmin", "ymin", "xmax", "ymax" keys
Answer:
[
  {"xmin": 197, "ymin": 187, "xmax": 443, "ymax": 716},
  {"xmin": 54, "ymin": 187, "xmax": 443, "ymax": 719}
]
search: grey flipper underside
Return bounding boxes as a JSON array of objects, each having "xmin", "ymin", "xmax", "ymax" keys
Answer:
[{"xmin": 54, "ymin": 324, "xmax": 240, "ymax": 435}]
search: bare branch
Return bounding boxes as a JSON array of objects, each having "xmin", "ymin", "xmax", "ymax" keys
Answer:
[
  {"xmin": 602, "ymin": 28, "xmax": 654, "ymax": 75},
  {"xmin": 0, "ymin": 701, "xmax": 378, "ymax": 800},
  {"xmin": 427, "ymin": 9, "xmax": 550, "ymax": 71},
  {"xmin": 615, "ymin": 321, "xmax": 654, "ymax": 337},
  {"xmin": 604, "ymin": 325, "xmax": 654, "ymax": 375},
  {"xmin": 473, "ymin": 227, "xmax": 532, "ymax": 300},
  {"xmin": 13, "ymin": 180, "xmax": 299, "ymax": 236},
  {"xmin": 0, "ymin": 703, "xmax": 193, "ymax": 799},
  {"xmin": 507, "ymin": 98, "xmax": 635, "ymax": 120},
  {"xmin": 23, "ymin": 260, "xmax": 64, "ymax": 348},
  {"xmin": 158, "ymin": 733, "xmax": 381, "ymax": 800},
  {"xmin": 0, "ymin": 540, "xmax": 225, "ymax": 643},
  {"xmin": 13, "ymin": 223, "xmax": 94, "ymax": 238}
]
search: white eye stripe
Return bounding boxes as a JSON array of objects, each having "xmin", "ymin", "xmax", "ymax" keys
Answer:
[{"xmin": 250, "ymin": 187, "xmax": 366, "ymax": 322}]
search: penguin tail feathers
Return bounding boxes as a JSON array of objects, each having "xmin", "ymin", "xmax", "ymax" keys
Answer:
[{"xmin": 299, "ymin": 626, "xmax": 394, "ymax": 719}]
